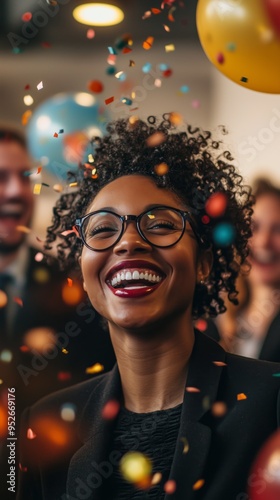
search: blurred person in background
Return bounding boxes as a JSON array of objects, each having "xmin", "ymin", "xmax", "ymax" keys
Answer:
[
  {"xmin": 0, "ymin": 127, "xmax": 115, "ymax": 484},
  {"xmin": 204, "ymin": 178, "xmax": 280, "ymax": 362}
]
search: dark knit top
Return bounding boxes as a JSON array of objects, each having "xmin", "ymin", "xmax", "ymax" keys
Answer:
[{"xmin": 103, "ymin": 403, "xmax": 183, "ymax": 499}]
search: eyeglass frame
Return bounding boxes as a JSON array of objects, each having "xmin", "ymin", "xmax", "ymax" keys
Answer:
[{"xmin": 74, "ymin": 205, "xmax": 204, "ymax": 252}]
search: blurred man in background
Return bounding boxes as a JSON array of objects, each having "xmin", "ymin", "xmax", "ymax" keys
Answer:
[{"xmin": 0, "ymin": 128, "xmax": 115, "ymax": 483}]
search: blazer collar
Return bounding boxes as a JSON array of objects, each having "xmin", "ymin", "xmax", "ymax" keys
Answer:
[{"xmin": 66, "ymin": 331, "xmax": 226, "ymax": 500}]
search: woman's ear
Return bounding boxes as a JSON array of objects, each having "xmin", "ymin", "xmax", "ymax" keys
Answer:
[
  {"xmin": 196, "ymin": 248, "xmax": 213, "ymax": 283},
  {"xmin": 78, "ymin": 256, "xmax": 87, "ymax": 292}
]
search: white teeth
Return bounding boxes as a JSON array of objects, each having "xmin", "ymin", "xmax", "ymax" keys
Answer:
[{"xmin": 109, "ymin": 268, "xmax": 163, "ymax": 287}]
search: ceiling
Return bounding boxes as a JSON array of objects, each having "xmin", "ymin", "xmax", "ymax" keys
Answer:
[{"xmin": 0, "ymin": 0, "xmax": 199, "ymax": 53}]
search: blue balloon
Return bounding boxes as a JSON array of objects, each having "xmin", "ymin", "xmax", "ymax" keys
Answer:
[{"xmin": 27, "ymin": 92, "xmax": 111, "ymax": 180}]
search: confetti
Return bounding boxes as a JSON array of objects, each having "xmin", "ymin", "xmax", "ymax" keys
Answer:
[
  {"xmin": 14, "ymin": 297, "xmax": 23, "ymax": 307},
  {"xmin": 240, "ymin": 76, "xmax": 248, "ymax": 83},
  {"xmin": 107, "ymin": 54, "xmax": 117, "ymax": 65},
  {"xmin": 163, "ymin": 24, "xmax": 170, "ymax": 32},
  {"xmin": 129, "ymin": 60, "xmax": 135, "ymax": 67},
  {"xmin": 115, "ymin": 71, "xmax": 124, "ymax": 79},
  {"xmin": 211, "ymin": 402, "xmax": 227, "ymax": 417},
  {"xmin": 0, "ymin": 291, "xmax": 8, "ymax": 308},
  {"xmin": 216, "ymin": 52, "xmax": 225, "ymax": 64},
  {"xmin": 105, "ymin": 96, "xmax": 114, "ymax": 105},
  {"xmin": 67, "ymin": 278, "xmax": 73, "ymax": 287},
  {"xmin": 146, "ymin": 131, "xmax": 166, "ymax": 147},
  {"xmin": 193, "ymin": 479, "xmax": 205, "ymax": 491},
  {"xmin": 87, "ymin": 29, "xmax": 95, "ymax": 39},
  {"xmin": 205, "ymin": 192, "xmax": 228, "ymax": 218},
  {"xmin": 88, "ymin": 80, "xmax": 104, "ymax": 93},
  {"xmin": 154, "ymin": 162, "xmax": 169, "ymax": 176},
  {"xmin": 16, "ymin": 225, "xmax": 31, "ymax": 234},
  {"xmin": 154, "ymin": 78, "xmax": 162, "ymax": 87},
  {"xmin": 62, "ymin": 348, "xmax": 68, "ymax": 354},
  {"xmin": 164, "ymin": 479, "xmax": 177, "ymax": 494},
  {"xmin": 102, "ymin": 400, "xmax": 120, "ymax": 420},
  {"xmin": 202, "ymin": 215, "xmax": 210, "ymax": 224},
  {"xmin": 192, "ymin": 100, "xmax": 200, "ymax": 108},
  {"xmin": 58, "ymin": 129, "xmax": 64, "ymax": 134},
  {"xmin": 57, "ymin": 372, "xmax": 71, "ymax": 381},
  {"xmin": 27, "ymin": 428, "xmax": 36, "ymax": 440},
  {"xmin": 168, "ymin": 6, "xmax": 176, "ymax": 22},
  {"xmin": 142, "ymin": 11, "xmax": 152, "ymax": 20},
  {"xmin": 180, "ymin": 437, "xmax": 189, "ymax": 453},
  {"xmin": 53, "ymin": 184, "xmax": 63, "ymax": 193},
  {"xmin": 22, "ymin": 12, "xmax": 32, "ymax": 22},
  {"xmin": 23, "ymin": 95, "xmax": 34, "ymax": 106},
  {"xmin": 33, "ymin": 184, "xmax": 42, "ymax": 195},
  {"xmin": 37, "ymin": 81, "xmax": 43, "ymax": 90},
  {"xmin": 120, "ymin": 452, "xmax": 152, "ymax": 483},
  {"xmin": 162, "ymin": 68, "xmax": 173, "ymax": 77},
  {"xmin": 143, "ymin": 36, "xmax": 154, "ymax": 50},
  {"xmin": 142, "ymin": 62, "xmax": 152, "ymax": 73},
  {"xmin": 212, "ymin": 223, "xmax": 236, "ymax": 247},
  {"xmin": 61, "ymin": 229, "xmax": 76, "ymax": 237},
  {"xmin": 24, "ymin": 84, "xmax": 30, "ymax": 90},
  {"xmin": 165, "ymin": 44, "xmax": 175, "ymax": 52},
  {"xmin": 60, "ymin": 403, "xmax": 76, "ymax": 422},
  {"xmin": 53, "ymin": 132, "xmax": 58, "ymax": 138},
  {"xmin": 213, "ymin": 361, "xmax": 227, "ymax": 367},
  {"xmin": 151, "ymin": 472, "xmax": 162, "ymax": 485},
  {"xmin": 86, "ymin": 363, "xmax": 104, "ymax": 374},
  {"xmin": 237, "ymin": 393, "xmax": 247, "ymax": 401},
  {"xmin": 21, "ymin": 110, "xmax": 32, "ymax": 126},
  {"xmin": 19, "ymin": 345, "xmax": 29, "ymax": 352},
  {"xmin": 195, "ymin": 318, "xmax": 208, "ymax": 331},
  {"xmin": 180, "ymin": 85, "xmax": 189, "ymax": 93},
  {"xmin": 36, "ymin": 166, "xmax": 42, "ymax": 174},
  {"xmin": 108, "ymin": 46, "xmax": 118, "ymax": 55},
  {"xmin": 151, "ymin": 8, "xmax": 161, "ymax": 14},
  {"xmin": 121, "ymin": 97, "xmax": 132, "ymax": 105},
  {"xmin": 186, "ymin": 386, "xmax": 201, "ymax": 393},
  {"xmin": 169, "ymin": 112, "xmax": 183, "ymax": 125},
  {"xmin": 0, "ymin": 350, "xmax": 12, "ymax": 362},
  {"xmin": 69, "ymin": 182, "xmax": 78, "ymax": 188}
]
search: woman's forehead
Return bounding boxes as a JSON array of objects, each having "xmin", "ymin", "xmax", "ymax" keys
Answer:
[{"xmin": 86, "ymin": 175, "xmax": 187, "ymax": 213}]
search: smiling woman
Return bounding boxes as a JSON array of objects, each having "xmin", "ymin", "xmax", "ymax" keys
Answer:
[{"xmin": 17, "ymin": 116, "xmax": 280, "ymax": 500}]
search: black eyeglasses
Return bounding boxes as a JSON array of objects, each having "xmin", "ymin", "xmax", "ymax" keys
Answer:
[{"xmin": 75, "ymin": 205, "xmax": 203, "ymax": 252}]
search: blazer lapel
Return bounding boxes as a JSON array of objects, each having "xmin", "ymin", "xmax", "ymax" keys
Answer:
[
  {"xmin": 166, "ymin": 331, "xmax": 227, "ymax": 499},
  {"xmin": 66, "ymin": 365, "xmax": 122, "ymax": 500}
]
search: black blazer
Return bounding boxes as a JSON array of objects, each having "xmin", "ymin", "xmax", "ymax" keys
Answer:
[
  {"xmin": 16, "ymin": 331, "xmax": 280, "ymax": 500},
  {"xmin": 205, "ymin": 311, "xmax": 280, "ymax": 363}
]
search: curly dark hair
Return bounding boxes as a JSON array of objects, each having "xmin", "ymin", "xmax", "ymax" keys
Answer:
[{"xmin": 45, "ymin": 114, "xmax": 253, "ymax": 319}]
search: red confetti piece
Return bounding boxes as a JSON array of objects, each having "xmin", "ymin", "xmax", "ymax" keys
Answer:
[
  {"xmin": 22, "ymin": 12, "xmax": 32, "ymax": 22},
  {"xmin": 213, "ymin": 361, "xmax": 227, "ymax": 367},
  {"xmin": 151, "ymin": 8, "xmax": 161, "ymax": 14},
  {"xmin": 27, "ymin": 428, "xmax": 36, "ymax": 440},
  {"xmin": 186, "ymin": 386, "xmax": 201, "ymax": 393},
  {"xmin": 237, "ymin": 393, "xmax": 247, "ymax": 401},
  {"xmin": 216, "ymin": 52, "xmax": 225, "ymax": 64},
  {"xmin": 57, "ymin": 371, "xmax": 72, "ymax": 381},
  {"xmin": 164, "ymin": 480, "xmax": 177, "ymax": 494},
  {"xmin": 41, "ymin": 42, "xmax": 52, "ymax": 48},
  {"xmin": 88, "ymin": 80, "xmax": 104, "ymax": 93},
  {"xmin": 20, "ymin": 345, "xmax": 29, "ymax": 352},
  {"xmin": 211, "ymin": 401, "xmax": 227, "ymax": 417},
  {"xmin": 19, "ymin": 463, "xmax": 28, "ymax": 472},
  {"xmin": 105, "ymin": 96, "xmax": 114, "ymax": 105},
  {"xmin": 195, "ymin": 318, "xmax": 208, "ymax": 332},
  {"xmin": 102, "ymin": 400, "xmax": 120, "ymax": 420},
  {"xmin": 87, "ymin": 29, "xmax": 95, "ymax": 39},
  {"xmin": 205, "ymin": 192, "xmax": 228, "ymax": 218},
  {"xmin": 67, "ymin": 278, "xmax": 73, "ymax": 287},
  {"xmin": 192, "ymin": 100, "xmax": 200, "ymax": 109},
  {"xmin": 162, "ymin": 69, "xmax": 173, "ymax": 77},
  {"xmin": 122, "ymin": 47, "xmax": 132, "ymax": 54},
  {"xmin": 202, "ymin": 215, "xmax": 210, "ymax": 224},
  {"xmin": 53, "ymin": 132, "xmax": 58, "ymax": 138},
  {"xmin": 37, "ymin": 166, "xmax": 42, "ymax": 174},
  {"xmin": 13, "ymin": 297, "xmax": 23, "ymax": 307},
  {"xmin": 24, "ymin": 84, "xmax": 30, "ymax": 90}
]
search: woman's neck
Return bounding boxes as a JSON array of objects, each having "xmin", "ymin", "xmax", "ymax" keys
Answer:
[{"xmin": 109, "ymin": 315, "xmax": 194, "ymax": 413}]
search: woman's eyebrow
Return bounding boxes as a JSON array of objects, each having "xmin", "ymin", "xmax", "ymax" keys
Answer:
[{"xmin": 93, "ymin": 204, "xmax": 182, "ymax": 213}]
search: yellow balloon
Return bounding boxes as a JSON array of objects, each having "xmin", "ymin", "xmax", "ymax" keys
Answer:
[{"xmin": 196, "ymin": 0, "xmax": 280, "ymax": 93}]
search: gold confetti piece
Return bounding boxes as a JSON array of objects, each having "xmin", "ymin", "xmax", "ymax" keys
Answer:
[
  {"xmin": 69, "ymin": 182, "xmax": 78, "ymax": 187},
  {"xmin": 143, "ymin": 36, "xmax": 154, "ymax": 50},
  {"xmin": 142, "ymin": 10, "xmax": 152, "ymax": 20},
  {"xmin": 186, "ymin": 386, "xmax": 201, "ymax": 393},
  {"xmin": 0, "ymin": 291, "xmax": 8, "ymax": 308},
  {"xmin": 165, "ymin": 43, "xmax": 175, "ymax": 52},
  {"xmin": 129, "ymin": 60, "xmax": 135, "ymax": 67},
  {"xmin": 151, "ymin": 472, "xmax": 162, "ymax": 485},
  {"xmin": 88, "ymin": 153, "xmax": 94, "ymax": 163},
  {"xmin": 67, "ymin": 278, "xmax": 73, "ymax": 287},
  {"xmin": 146, "ymin": 131, "xmax": 166, "ymax": 147},
  {"xmin": 86, "ymin": 363, "xmax": 104, "ymax": 374},
  {"xmin": 27, "ymin": 428, "xmax": 37, "ymax": 440},
  {"xmin": 16, "ymin": 225, "xmax": 31, "ymax": 234},
  {"xmin": 180, "ymin": 437, "xmax": 189, "ymax": 453},
  {"xmin": 33, "ymin": 183, "xmax": 42, "ymax": 195},
  {"xmin": 193, "ymin": 479, "xmax": 205, "ymax": 491},
  {"xmin": 211, "ymin": 401, "xmax": 227, "ymax": 417},
  {"xmin": 0, "ymin": 379, "xmax": 3, "ymax": 385},
  {"xmin": 213, "ymin": 361, "xmax": 227, "ymax": 367},
  {"xmin": 62, "ymin": 348, "xmax": 68, "ymax": 354},
  {"xmin": 154, "ymin": 162, "xmax": 169, "ymax": 176},
  {"xmin": 120, "ymin": 451, "xmax": 152, "ymax": 483},
  {"xmin": 237, "ymin": 393, "xmax": 247, "ymax": 401},
  {"xmin": 21, "ymin": 110, "xmax": 32, "ymax": 126},
  {"xmin": 13, "ymin": 297, "xmax": 23, "ymax": 307}
]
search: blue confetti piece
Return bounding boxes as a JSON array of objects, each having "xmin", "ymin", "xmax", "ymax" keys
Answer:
[
  {"xmin": 158, "ymin": 63, "xmax": 169, "ymax": 71},
  {"xmin": 121, "ymin": 97, "xmax": 132, "ymax": 105},
  {"xmin": 106, "ymin": 66, "xmax": 116, "ymax": 76},
  {"xmin": 180, "ymin": 85, "xmax": 189, "ymax": 93},
  {"xmin": 142, "ymin": 62, "xmax": 152, "ymax": 73},
  {"xmin": 108, "ymin": 46, "xmax": 118, "ymax": 55},
  {"xmin": 212, "ymin": 223, "xmax": 236, "ymax": 247}
]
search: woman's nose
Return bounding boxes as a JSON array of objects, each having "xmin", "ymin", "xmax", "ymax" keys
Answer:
[{"xmin": 113, "ymin": 222, "xmax": 152, "ymax": 254}]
